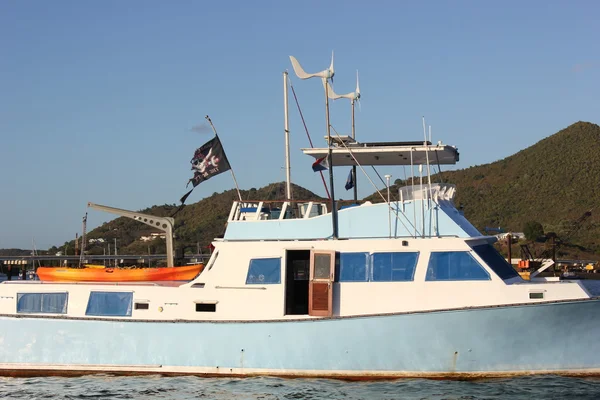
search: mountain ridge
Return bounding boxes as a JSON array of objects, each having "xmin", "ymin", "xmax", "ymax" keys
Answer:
[{"xmin": 2, "ymin": 121, "xmax": 599, "ymax": 259}]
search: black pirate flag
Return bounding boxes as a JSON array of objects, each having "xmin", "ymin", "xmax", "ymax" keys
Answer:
[{"xmin": 179, "ymin": 135, "xmax": 231, "ymax": 205}]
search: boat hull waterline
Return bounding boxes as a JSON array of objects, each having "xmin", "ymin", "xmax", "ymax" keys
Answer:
[
  {"xmin": 1, "ymin": 299, "xmax": 599, "ymax": 379},
  {"xmin": 35, "ymin": 264, "xmax": 204, "ymax": 282}
]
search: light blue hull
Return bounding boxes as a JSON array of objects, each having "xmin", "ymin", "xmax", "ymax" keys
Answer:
[{"xmin": 1, "ymin": 299, "xmax": 599, "ymax": 378}]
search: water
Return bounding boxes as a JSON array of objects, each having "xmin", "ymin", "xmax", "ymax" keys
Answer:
[
  {"xmin": 1, "ymin": 282, "xmax": 599, "ymax": 398},
  {"xmin": 1, "ymin": 375, "xmax": 600, "ymax": 399}
]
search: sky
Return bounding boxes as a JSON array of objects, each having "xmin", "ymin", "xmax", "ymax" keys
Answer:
[{"xmin": 1, "ymin": 0, "xmax": 599, "ymax": 249}]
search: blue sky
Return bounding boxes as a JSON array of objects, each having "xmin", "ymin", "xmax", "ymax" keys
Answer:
[{"xmin": 1, "ymin": 1, "xmax": 598, "ymax": 249}]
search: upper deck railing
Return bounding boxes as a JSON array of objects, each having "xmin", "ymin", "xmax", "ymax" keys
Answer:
[{"xmin": 227, "ymin": 200, "xmax": 332, "ymax": 222}]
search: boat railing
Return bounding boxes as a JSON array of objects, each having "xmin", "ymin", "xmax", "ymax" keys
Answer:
[{"xmin": 227, "ymin": 199, "xmax": 375, "ymax": 222}]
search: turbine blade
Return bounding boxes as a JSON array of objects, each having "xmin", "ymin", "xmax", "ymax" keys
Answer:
[
  {"xmin": 356, "ymin": 70, "xmax": 360, "ymax": 96},
  {"xmin": 289, "ymin": 56, "xmax": 313, "ymax": 79},
  {"xmin": 290, "ymin": 55, "xmax": 333, "ymax": 80},
  {"xmin": 323, "ymin": 79, "xmax": 343, "ymax": 99},
  {"xmin": 329, "ymin": 51, "xmax": 335, "ymax": 76}
]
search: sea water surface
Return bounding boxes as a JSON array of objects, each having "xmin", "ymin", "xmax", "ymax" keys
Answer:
[
  {"xmin": 0, "ymin": 281, "xmax": 599, "ymax": 399},
  {"xmin": 1, "ymin": 375, "xmax": 600, "ymax": 400}
]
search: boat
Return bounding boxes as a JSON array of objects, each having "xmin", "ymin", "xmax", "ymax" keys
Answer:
[
  {"xmin": 35, "ymin": 202, "xmax": 204, "ymax": 282},
  {"xmin": 35, "ymin": 264, "xmax": 204, "ymax": 282},
  {"xmin": 0, "ymin": 55, "xmax": 599, "ymax": 379}
]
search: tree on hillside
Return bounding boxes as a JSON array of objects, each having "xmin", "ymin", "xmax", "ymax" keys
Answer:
[{"xmin": 523, "ymin": 221, "xmax": 544, "ymax": 242}]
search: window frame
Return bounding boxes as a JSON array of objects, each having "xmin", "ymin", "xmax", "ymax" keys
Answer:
[
  {"xmin": 470, "ymin": 243, "xmax": 519, "ymax": 280},
  {"xmin": 336, "ymin": 252, "xmax": 369, "ymax": 282},
  {"xmin": 370, "ymin": 251, "xmax": 420, "ymax": 282},
  {"xmin": 16, "ymin": 292, "xmax": 69, "ymax": 314},
  {"xmin": 85, "ymin": 291, "xmax": 134, "ymax": 317},
  {"xmin": 425, "ymin": 251, "xmax": 491, "ymax": 281},
  {"xmin": 245, "ymin": 257, "xmax": 282, "ymax": 285}
]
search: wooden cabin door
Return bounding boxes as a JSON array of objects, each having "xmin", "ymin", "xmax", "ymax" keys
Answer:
[{"xmin": 309, "ymin": 250, "xmax": 335, "ymax": 317}]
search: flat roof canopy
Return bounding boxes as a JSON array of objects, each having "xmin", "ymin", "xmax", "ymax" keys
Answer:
[{"xmin": 301, "ymin": 142, "xmax": 459, "ymax": 166}]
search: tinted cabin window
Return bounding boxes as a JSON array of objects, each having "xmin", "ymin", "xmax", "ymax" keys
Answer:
[
  {"xmin": 426, "ymin": 252, "xmax": 490, "ymax": 281},
  {"xmin": 371, "ymin": 252, "xmax": 419, "ymax": 282},
  {"xmin": 336, "ymin": 252, "xmax": 369, "ymax": 282},
  {"xmin": 246, "ymin": 258, "xmax": 281, "ymax": 284},
  {"xmin": 17, "ymin": 293, "xmax": 68, "ymax": 314},
  {"xmin": 471, "ymin": 244, "xmax": 519, "ymax": 280},
  {"xmin": 86, "ymin": 292, "xmax": 133, "ymax": 317}
]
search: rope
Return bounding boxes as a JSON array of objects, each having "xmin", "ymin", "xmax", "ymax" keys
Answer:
[
  {"xmin": 329, "ymin": 125, "xmax": 419, "ymax": 237},
  {"xmin": 435, "ymin": 150, "xmax": 444, "ymax": 183},
  {"xmin": 288, "ymin": 78, "xmax": 331, "ymax": 200}
]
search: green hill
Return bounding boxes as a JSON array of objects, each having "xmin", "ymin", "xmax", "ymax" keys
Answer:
[
  {"xmin": 366, "ymin": 121, "xmax": 600, "ymax": 259},
  {"xmin": 2, "ymin": 121, "xmax": 599, "ymax": 261},
  {"xmin": 446, "ymin": 121, "xmax": 600, "ymax": 258},
  {"xmin": 68, "ymin": 183, "xmax": 323, "ymax": 257}
]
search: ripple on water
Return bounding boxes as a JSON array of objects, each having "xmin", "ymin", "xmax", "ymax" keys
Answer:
[{"xmin": 1, "ymin": 375, "xmax": 600, "ymax": 400}]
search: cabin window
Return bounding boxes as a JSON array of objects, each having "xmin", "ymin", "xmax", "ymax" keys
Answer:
[
  {"xmin": 336, "ymin": 252, "xmax": 369, "ymax": 282},
  {"xmin": 134, "ymin": 302, "xmax": 149, "ymax": 310},
  {"xmin": 17, "ymin": 293, "xmax": 68, "ymax": 314},
  {"xmin": 85, "ymin": 292, "xmax": 133, "ymax": 317},
  {"xmin": 426, "ymin": 252, "xmax": 491, "ymax": 281},
  {"xmin": 246, "ymin": 258, "xmax": 281, "ymax": 284},
  {"xmin": 371, "ymin": 252, "xmax": 419, "ymax": 282},
  {"xmin": 470, "ymin": 244, "xmax": 519, "ymax": 280}
]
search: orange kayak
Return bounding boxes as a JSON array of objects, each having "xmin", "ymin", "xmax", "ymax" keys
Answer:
[{"xmin": 36, "ymin": 264, "xmax": 204, "ymax": 282}]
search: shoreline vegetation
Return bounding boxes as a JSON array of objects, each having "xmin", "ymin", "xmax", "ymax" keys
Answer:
[{"xmin": 1, "ymin": 121, "xmax": 599, "ymax": 261}]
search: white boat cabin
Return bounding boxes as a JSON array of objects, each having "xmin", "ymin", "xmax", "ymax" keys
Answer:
[{"xmin": 0, "ymin": 185, "xmax": 591, "ymax": 323}]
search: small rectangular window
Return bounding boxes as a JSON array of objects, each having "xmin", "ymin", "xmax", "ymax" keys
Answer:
[
  {"xmin": 529, "ymin": 292, "xmax": 544, "ymax": 299},
  {"xmin": 246, "ymin": 258, "xmax": 281, "ymax": 284},
  {"xmin": 17, "ymin": 293, "xmax": 68, "ymax": 314},
  {"xmin": 426, "ymin": 252, "xmax": 491, "ymax": 281},
  {"xmin": 336, "ymin": 252, "xmax": 369, "ymax": 282},
  {"xmin": 134, "ymin": 302, "xmax": 149, "ymax": 310},
  {"xmin": 371, "ymin": 252, "xmax": 419, "ymax": 282},
  {"xmin": 196, "ymin": 303, "xmax": 216, "ymax": 312},
  {"xmin": 86, "ymin": 292, "xmax": 133, "ymax": 317}
]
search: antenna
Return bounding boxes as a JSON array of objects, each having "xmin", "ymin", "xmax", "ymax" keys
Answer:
[
  {"xmin": 289, "ymin": 52, "xmax": 338, "ymax": 239},
  {"xmin": 422, "ymin": 117, "xmax": 434, "ymax": 237}
]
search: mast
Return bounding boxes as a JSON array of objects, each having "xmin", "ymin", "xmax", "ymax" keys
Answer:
[
  {"xmin": 283, "ymin": 72, "xmax": 292, "ymax": 201},
  {"xmin": 324, "ymin": 79, "xmax": 338, "ymax": 239},
  {"xmin": 351, "ymin": 98, "xmax": 358, "ymax": 203},
  {"xmin": 323, "ymin": 70, "xmax": 360, "ymax": 204},
  {"xmin": 289, "ymin": 53, "xmax": 338, "ymax": 239}
]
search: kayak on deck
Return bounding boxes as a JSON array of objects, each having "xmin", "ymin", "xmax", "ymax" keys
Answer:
[{"xmin": 36, "ymin": 264, "xmax": 204, "ymax": 282}]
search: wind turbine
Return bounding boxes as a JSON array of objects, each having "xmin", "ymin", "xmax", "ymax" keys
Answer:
[
  {"xmin": 289, "ymin": 52, "xmax": 335, "ymax": 81},
  {"xmin": 289, "ymin": 52, "xmax": 338, "ymax": 239},
  {"xmin": 325, "ymin": 71, "xmax": 361, "ymax": 202}
]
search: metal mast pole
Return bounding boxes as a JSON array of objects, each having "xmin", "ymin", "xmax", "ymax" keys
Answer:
[
  {"xmin": 385, "ymin": 174, "xmax": 391, "ymax": 238},
  {"xmin": 351, "ymin": 99, "xmax": 358, "ymax": 203},
  {"xmin": 283, "ymin": 72, "xmax": 292, "ymax": 201},
  {"xmin": 324, "ymin": 79, "xmax": 338, "ymax": 239}
]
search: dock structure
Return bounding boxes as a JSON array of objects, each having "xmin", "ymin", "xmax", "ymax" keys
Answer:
[{"xmin": 0, "ymin": 254, "xmax": 211, "ymax": 270}]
